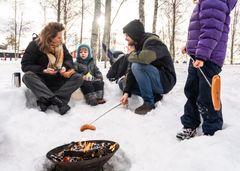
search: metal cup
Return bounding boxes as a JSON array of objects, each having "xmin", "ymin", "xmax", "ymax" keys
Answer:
[{"xmin": 13, "ymin": 72, "xmax": 21, "ymax": 87}]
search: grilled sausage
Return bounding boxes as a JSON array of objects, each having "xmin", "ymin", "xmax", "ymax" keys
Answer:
[
  {"xmin": 211, "ymin": 75, "xmax": 221, "ymax": 111},
  {"xmin": 80, "ymin": 124, "xmax": 96, "ymax": 132}
]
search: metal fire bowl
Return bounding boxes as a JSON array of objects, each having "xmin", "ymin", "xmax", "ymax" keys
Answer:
[{"xmin": 46, "ymin": 140, "xmax": 119, "ymax": 171}]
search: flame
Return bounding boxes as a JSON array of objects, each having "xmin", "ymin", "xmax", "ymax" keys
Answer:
[{"xmin": 51, "ymin": 141, "xmax": 118, "ymax": 162}]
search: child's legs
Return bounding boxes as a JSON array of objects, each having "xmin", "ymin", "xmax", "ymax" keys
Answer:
[
  {"xmin": 80, "ymin": 81, "xmax": 95, "ymax": 95},
  {"xmin": 197, "ymin": 61, "xmax": 223, "ymax": 135},
  {"xmin": 92, "ymin": 80, "xmax": 104, "ymax": 99},
  {"xmin": 181, "ymin": 62, "xmax": 201, "ymax": 129}
]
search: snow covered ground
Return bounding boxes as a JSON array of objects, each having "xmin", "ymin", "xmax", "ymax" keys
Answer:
[{"xmin": 0, "ymin": 59, "xmax": 240, "ymax": 171}]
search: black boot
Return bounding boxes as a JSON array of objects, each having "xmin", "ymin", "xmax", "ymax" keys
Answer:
[
  {"xmin": 50, "ymin": 96, "xmax": 70, "ymax": 115},
  {"xmin": 84, "ymin": 93, "xmax": 98, "ymax": 106},
  {"xmin": 135, "ymin": 103, "xmax": 155, "ymax": 115},
  {"xmin": 37, "ymin": 97, "xmax": 51, "ymax": 112},
  {"xmin": 154, "ymin": 94, "xmax": 163, "ymax": 103}
]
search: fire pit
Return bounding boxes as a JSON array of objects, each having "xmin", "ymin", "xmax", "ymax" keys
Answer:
[{"xmin": 46, "ymin": 140, "xmax": 119, "ymax": 171}]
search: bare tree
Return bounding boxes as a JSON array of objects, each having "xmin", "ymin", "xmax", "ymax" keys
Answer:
[
  {"xmin": 229, "ymin": 4, "xmax": 239, "ymax": 64},
  {"xmin": 61, "ymin": 0, "xmax": 81, "ymax": 44},
  {"xmin": 39, "ymin": 0, "xmax": 48, "ymax": 25},
  {"xmin": 152, "ymin": 0, "xmax": 158, "ymax": 34},
  {"xmin": 57, "ymin": 0, "xmax": 61, "ymax": 22},
  {"xmin": 102, "ymin": 0, "xmax": 111, "ymax": 68},
  {"xmin": 10, "ymin": 0, "xmax": 30, "ymax": 60},
  {"xmin": 91, "ymin": 0, "xmax": 101, "ymax": 62},
  {"xmin": 139, "ymin": 0, "xmax": 145, "ymax": 26},
  {"xmin": 80, "ymin": 0, "xmax": 85, "ymax": 44},
  {"xmin": 162, "ymin": 0, "xmax": 186, "ymax": 62},
  {"xmin": 41, "ymin": 0, "xmax": 62, "ymax": 22},
  {"xmin": 111, "ymin": 0, "xmax": 126, "ymax": 25},
  {"xmin": 14, "ymin": 0, "xmax": 17, "ymax": 59}
]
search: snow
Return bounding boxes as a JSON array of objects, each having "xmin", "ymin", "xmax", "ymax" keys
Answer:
[{"xmin": 0, "ymin": 60, "xmax": 240, "ymax": 171}]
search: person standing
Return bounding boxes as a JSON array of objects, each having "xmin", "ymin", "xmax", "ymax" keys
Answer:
[
  {"xmin": 120, "ymin": 19, "xmax": 176, "ymax": 115},
  {"xmin": 176, "ymin": 0, "xmax": 238, "ymax": 140},
  {"xmin": 21, "ymin": 22, "xmax": 83, "ymax": 115}
]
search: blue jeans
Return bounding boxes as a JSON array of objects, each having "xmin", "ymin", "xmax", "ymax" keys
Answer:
[
  {"xmin": 180, "ymin": 61, "xmax": 223, "ymax": 135},
  {"xmin": 123, "ymin": 63, "xmax": 164, "ymax": 105}
]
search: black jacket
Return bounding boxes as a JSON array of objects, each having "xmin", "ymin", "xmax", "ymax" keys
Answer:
[
  {"xmin": 21, "ymin": 40, "xmax": 74, "ymax": 90},
  {"xmin": 124, "ymin": 33, "xmax": 176, "ymax": 94},
  {"xmin": 106, "ymin": 54, "xmax": 129, "ymax": 82}
]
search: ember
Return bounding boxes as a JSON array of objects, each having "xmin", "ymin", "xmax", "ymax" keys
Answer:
[{"xmin": 46, "ymin": 140, "xmax": 119, "ymax": 171}]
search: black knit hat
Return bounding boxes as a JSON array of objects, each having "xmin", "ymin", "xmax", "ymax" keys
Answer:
[{"xmin": 123, "ymin": 19, "xmax": 145, "ymax": 43}]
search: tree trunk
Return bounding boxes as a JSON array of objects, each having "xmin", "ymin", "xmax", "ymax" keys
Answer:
[
  {"xmin": 152, "ymin": 0, "xmax": 158, "ymax": 34},
  {"xmin": 57, "ymin": 0, "xmax": 61, "ymax": 22},
  {"xmin": 14, "ymin": 0, "xmax": 17, "ymax": 60},
  {"xmin": 17, "ymin": 13, "xmax": 23, "ymax": 59},
  {"xmin": 139, "ymin": 0, "xmax": 145, "ymax": 26},
  {"xmin": 171, "ymin": 0, "xmax": 176, "ymax": 62},
  {"xmin": 230, "ymin": 6, "xmax": 238, "ymax": 64},
  {"xmin": 80, "ymin": 0, "xmax": 84, "ymax": 44},
  {"xmin": 63, "ymin": 0, "xmax": 67, "ymax": 43},
  {"xmin": 91, "ymin": 0, "xmax": 101, "ymax": 62},
  {"xmin": 102, "ymin": 0, "xmax": 111, "ymax": 68}
]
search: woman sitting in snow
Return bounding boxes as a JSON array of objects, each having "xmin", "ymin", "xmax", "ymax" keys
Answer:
[
  {"xmin": 74, "ymin": 44, "xmax": 106, "ymax": 106},
  {"xmin": 21, "ymin": 22, "xmax": 83, "ymax": 115}
]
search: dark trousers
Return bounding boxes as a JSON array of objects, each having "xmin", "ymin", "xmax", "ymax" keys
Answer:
[
  {"xmin": 80, "ymin": 80, "xmax": 104, "ymax": 95},
  {"xmin": 180, "ymin": 60, "xmax": 223, "ymax": 135},
  {"xmin": 22, "ymin": 71, "xmax": 83, "ymax": 103}
]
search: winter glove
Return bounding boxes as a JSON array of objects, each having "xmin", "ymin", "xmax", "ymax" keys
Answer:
[{"xmin": 83, "ymin": 72, "xmax": 93, "ymax": 81}]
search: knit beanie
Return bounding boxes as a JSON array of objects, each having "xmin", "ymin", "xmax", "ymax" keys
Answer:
[{"xmin": 123, "ymin": 19, "xmax": 145, "ymax": 43}]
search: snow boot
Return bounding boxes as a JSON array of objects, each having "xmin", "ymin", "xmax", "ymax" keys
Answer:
[
  {"xmin": 37, "ymin": 97, "xmax": 51, "ymax": 112},
  {"xmin": 50, "ymin": 96, "xmax": 70, "ymax": 115},
  {"xmin": 176, "ymin": 128, "xmax": 197, "ymax": 140},
  {"xmin": 85, "ymin": 92, "xmax": 98, "ymax": 106},
  {"xmin": 135, "ymin": 103, "xmax": 155, "ymax": 115},
  {"xmin": 95, "ymin": 90, "xmax": 106, "ymax": 104},
  {"xmin": 154, "ymin": 94, "xmax": 163, "ymax": 103},
  {"xmin": 97, "ymin": 99, "xmax": 106, "ymax": 104}
]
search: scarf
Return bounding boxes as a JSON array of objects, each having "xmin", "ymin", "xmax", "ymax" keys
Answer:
[{"xmin": 47, "ymin": 44, "xmax": 64, "ymax": 70}]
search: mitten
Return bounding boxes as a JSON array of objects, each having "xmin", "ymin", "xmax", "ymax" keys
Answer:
[{"xmin": 83, "ymin": 72, "xmax": 93, "ymax": 81}]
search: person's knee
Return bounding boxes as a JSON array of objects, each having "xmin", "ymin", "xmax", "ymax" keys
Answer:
[
  {"xmin": 22, "ymin": 71, "xmax": 35, "ymax": 82},
  {"xmin": 71, "ymin": 73, "xmax": 83, "ymax": 86},
  {"xmin": 131, "ymin": 63, "xmax": 143, "ymax": 72}
]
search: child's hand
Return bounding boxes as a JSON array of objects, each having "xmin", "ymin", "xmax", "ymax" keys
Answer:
[
  {"xmin": 83, "ymin": 72, "xmax": 93, "ymax": 81},
  {"xmin": 181, "ymin": 46, "xmax": 186, "ymax": 54},
  {"xmin": 192, "ymin": 59, "xmax": 204, "ymax": 68}
]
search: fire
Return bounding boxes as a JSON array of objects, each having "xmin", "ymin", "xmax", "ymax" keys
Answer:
[{"xmin": 49, "ymin": 141, "xmax": 119, "ymax": 163}]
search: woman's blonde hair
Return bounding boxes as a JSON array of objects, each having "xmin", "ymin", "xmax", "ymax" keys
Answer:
[{"xmin": 36, "ymin": 22, "xmax": 64, "ymax": 53}]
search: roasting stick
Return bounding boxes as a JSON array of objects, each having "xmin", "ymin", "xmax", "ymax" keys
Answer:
[
  {"xmin": 188, "ymin": 55, "xmax": 221, "ymax": 111},
  {"xmin": 80, "ymin": 103, "xmax": 122, "ymax": 132}
]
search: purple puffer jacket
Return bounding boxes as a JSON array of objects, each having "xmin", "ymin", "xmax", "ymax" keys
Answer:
[{"xmin": 186, "ymin": 0, "xmax": 237, "ymax": 67}]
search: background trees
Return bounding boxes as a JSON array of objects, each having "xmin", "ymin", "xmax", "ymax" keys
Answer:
[{"xmin": 0, "ymin": 0, "xmax": 239, "ymax": 64}]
